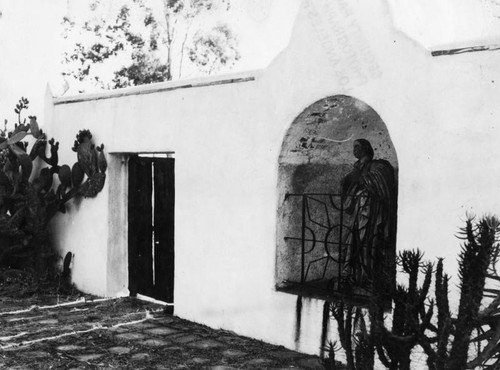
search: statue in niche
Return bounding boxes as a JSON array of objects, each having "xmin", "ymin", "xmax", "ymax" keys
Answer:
[{"xmin": 341, "ymin": 139, "xmax": 397, "ymax": 290}]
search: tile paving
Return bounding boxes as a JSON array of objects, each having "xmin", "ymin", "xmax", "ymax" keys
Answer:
[{"xmin": 0, "ymin": 296, "xmax": 333, "ymax": 369}]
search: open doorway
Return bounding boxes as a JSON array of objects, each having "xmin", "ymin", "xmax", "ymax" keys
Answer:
[{"xmin": 128, "ymin": 153, "xmax": 175, "ymax": 311}]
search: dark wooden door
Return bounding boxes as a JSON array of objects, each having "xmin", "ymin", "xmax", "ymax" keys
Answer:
[
  {"xmin": 152, "ymin": 158, "xmax": 175, "ymax": 303},
  {"xmin": 128, "ymin": 155, "xmax": 175, "ymax": 306}
]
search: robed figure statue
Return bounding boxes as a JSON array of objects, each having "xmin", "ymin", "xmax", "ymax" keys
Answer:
[{"xmin": 341, "ymin": 139, "xmax": 397, "ymax": 291}]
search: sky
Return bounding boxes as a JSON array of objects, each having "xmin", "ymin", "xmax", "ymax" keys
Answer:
[
  {"xmin": 0, "ymin": 0, "xmax": 500, "ymax": 124},
  {"xmin": 0, "ymin": 0, "xmax": 300, "ymax": 123},
  {"xmin": 388, "ymin": 0, "xmax": 500, "ymax": 49}
]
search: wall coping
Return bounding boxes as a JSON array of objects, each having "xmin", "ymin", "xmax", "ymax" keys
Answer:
[{"xmin": 53, "ymin": 69, "xmax": 262, "ymax": 106}]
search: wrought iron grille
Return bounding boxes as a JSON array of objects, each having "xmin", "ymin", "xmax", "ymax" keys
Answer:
[{"xmin": 284, "ymin": 193, "xmax": 373, "ymax": 292}]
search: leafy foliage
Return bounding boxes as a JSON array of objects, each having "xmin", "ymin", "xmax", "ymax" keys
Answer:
[
  {"xmin": 189, "ymin": 24, "xmax": 240, "ymax": 74},
  {"xmin": 62, "ymin": 0, "xmax": 240, "ymax": 92},
  {"xmin": 113, "ymin": 50, "xmax": 170, "ymax": 88}
]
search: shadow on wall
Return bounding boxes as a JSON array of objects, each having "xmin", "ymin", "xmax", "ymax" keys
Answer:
[{"xmin": 276, "ymin": 95, "xmax": 398, "ymax": 299}]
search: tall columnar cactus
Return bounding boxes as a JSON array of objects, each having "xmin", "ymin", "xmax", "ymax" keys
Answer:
[
  {"xmin": 420, "ymin": 216, "xmax": 500, "ymax": 370},
  {"xmin": 329, "ymin": 249, "xmax": 434, "ymax": 370},
  {"xmin": 330, "ymin": 216, "xmax": 500, "ymax": 369},
  {"xmin": 372, "ymin": 250, "xmax": 434, "ymax": 370},
  {"xmin": 434, "ymin": 258, "xmax": 451, "ymax": 370},
  {"xmin": 447, "ymin": 217, "xmax": 499, "ymax": 368},
  {"xmin": 0, "ymin": 98, "xmax": 107, "ymax": 274},
  {"xmin": 330, "ymin": 301, "xmax": 364, "ymax": 370}
]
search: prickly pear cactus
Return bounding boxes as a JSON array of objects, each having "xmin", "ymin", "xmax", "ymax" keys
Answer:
[
  {"xmin": 0, "ymin": 98, "xmax": 107, "ymax": 274},
  {"xmin": 71, "ymin": 129, "xmax": 107, "ymax": 198}
]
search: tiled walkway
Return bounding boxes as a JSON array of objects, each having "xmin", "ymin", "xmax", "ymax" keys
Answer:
[{"xmin": 0, "ymin": 297, "xmax": 329, "ymax": 369}]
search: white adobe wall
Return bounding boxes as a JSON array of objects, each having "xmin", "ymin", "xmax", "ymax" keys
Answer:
[
  {"xmin": 268, "ymin": 0, "xmax": 500, "ymax": 283},
  {"xmin": 45, "ymin": 0, "xmax": 500, "ymax": 356}
]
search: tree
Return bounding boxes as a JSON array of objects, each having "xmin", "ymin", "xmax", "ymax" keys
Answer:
[
  {"xmin": 189, "ymin": 23, "xmax": 240, "ymax": 75},
  {"xmin": 61, "ymin": 0, "xmax": 240, "ymax": 92}
]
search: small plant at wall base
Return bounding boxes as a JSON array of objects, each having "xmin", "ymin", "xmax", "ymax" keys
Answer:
[
  {"xmin": 327, "ymin": 215, "xmax": 500, "ymax": 369},
  {"xmin": 0, "ymin": 97, "xmax": 107, "ymax": 285}
]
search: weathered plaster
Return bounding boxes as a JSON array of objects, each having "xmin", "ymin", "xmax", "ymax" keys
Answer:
[
  {"xmin": 276, "ymin": 95, "xmax": 397, "ymax": 286},
  {"xmin": 106, "ymin": 154, "xmax": 129, "ymax": 296}
]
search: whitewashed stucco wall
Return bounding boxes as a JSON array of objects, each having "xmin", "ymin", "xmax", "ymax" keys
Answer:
[
  {"xmin": 45, "ymin": 0, "xmax": 500, "ymax": 356},
  {"xmin": 269, "ymin": 0, "xmax": 500, "ymax": 282}
]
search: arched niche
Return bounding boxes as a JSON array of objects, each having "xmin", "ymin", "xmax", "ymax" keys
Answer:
[{"xmin": 276, "ymin": 95, "xmax": 398, "ymax": 299}]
